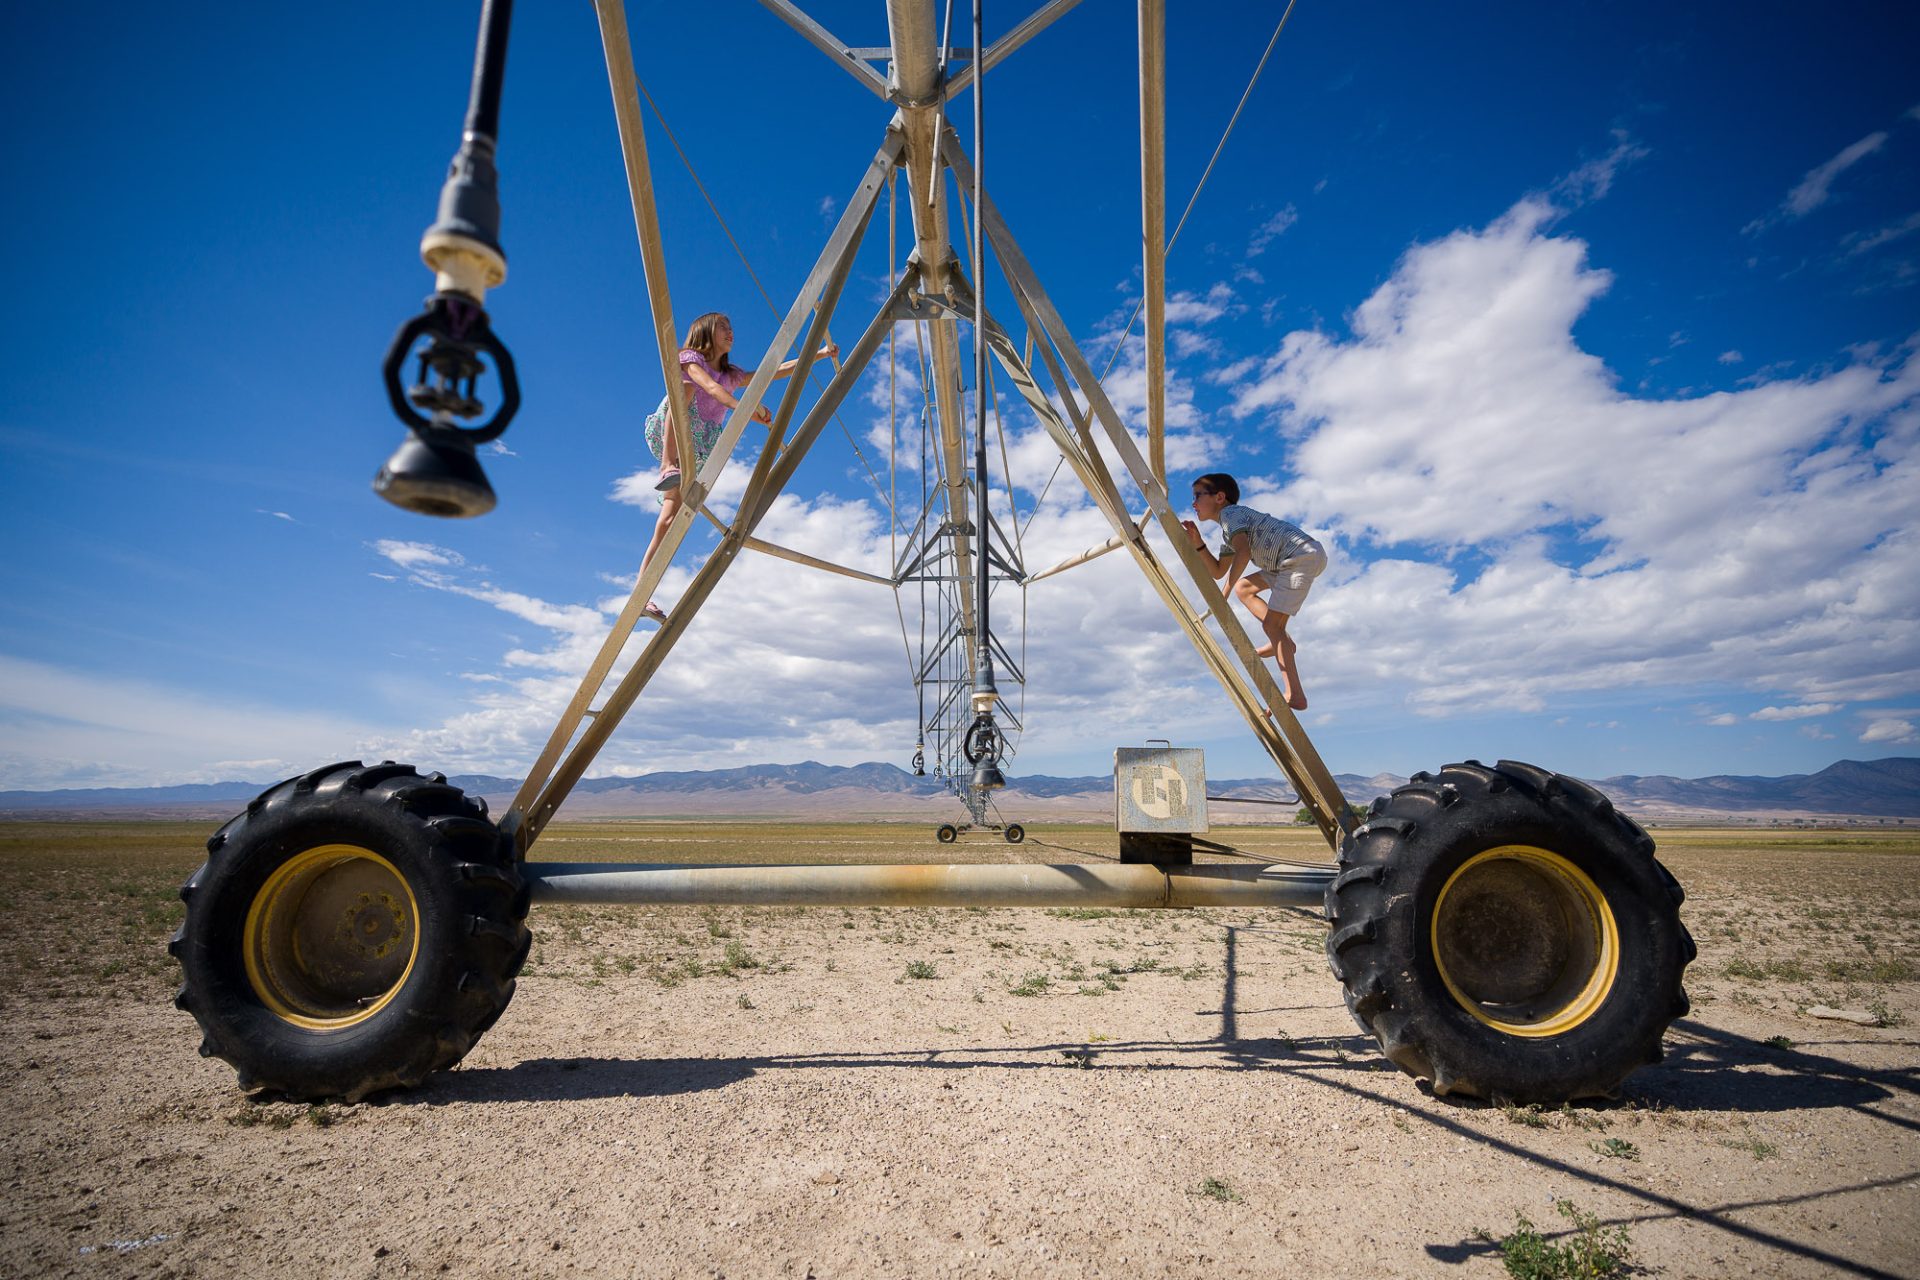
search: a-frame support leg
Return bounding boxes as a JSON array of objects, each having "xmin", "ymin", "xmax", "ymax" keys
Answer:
[
  {"xmin": 504, "ymin": 135, "xmax": 904, "ymax": 850},
  {"xmin": 941, "ymin": 137, "xmax": 1353, "ymax": 843}
]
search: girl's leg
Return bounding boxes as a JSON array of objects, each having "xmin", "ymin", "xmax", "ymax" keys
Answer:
[
  {"xmin": 659, "ymin": 419, "xmax": 680, "ymax": 479},
  {"xmin": 637, "ymin": 489, "xmax": 683, "ymax": 621}
]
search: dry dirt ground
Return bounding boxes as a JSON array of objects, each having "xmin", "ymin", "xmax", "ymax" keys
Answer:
[{"xmin": 1, "ymin": 820, "xmax": 1916, "ymax": 1279}]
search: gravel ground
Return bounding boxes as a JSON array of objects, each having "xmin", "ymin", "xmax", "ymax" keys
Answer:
[{"xmin": 2, "ymin": 824, "xmax": 1916, "ymax": 1278}]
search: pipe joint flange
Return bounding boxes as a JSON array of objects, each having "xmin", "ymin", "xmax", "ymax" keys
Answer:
[{"xmin": 421, "ymin": 231, "xmax": 507, "ymax": 302}]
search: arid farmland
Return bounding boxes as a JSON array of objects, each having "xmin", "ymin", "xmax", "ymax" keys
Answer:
[{"xmin": 2, "ymin": 820, "xmax": 1915, "ymax": 1278}]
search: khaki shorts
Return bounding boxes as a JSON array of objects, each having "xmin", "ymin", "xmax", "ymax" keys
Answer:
[{"xmin": 1245, "ymin": 543, "xmax": 1327, "ymax": 617}]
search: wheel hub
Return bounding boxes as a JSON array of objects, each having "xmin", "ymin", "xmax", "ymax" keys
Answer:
[
  {"xmin": 1431, "ymin": 845, "xmax": 1618, "ymax": 1037},
  {"xmin": 243, "ymin": 845, "xmax": 421, "ymax": 1029}
]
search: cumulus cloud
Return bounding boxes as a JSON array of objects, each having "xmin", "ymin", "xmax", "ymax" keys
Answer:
[
  {"xmin": 354, "ymin": 481, "xmax": 1209, "ymax": 779},
  {"xmin": 1860, "ymin": 718, "xmax": 1916, "ymax": 744},
  {"xmin": 1223, "ymin": 195, "xmax": 1920, "ymax": 718},
  {"xmin": 1750, "ymin": 703, "xmax": 1840, "ymax": 721}
]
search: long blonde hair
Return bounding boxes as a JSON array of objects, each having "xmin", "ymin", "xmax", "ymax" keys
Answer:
[{"xmin": 683, "ymin": 312, "xmax": 735, "ymax": 373}]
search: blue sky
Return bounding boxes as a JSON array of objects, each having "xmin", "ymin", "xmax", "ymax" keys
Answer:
[{"xmin": 2, "ymin": 1, "xmax": 1917, "ymax": 790}]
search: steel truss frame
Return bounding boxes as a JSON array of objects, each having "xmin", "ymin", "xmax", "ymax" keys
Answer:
[{"xmin": 498, "ymin": 1, "xmax": 1354, "ymax": 905}]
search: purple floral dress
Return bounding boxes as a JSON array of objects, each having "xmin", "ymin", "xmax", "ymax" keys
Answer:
[{"xmin": 644, "ymin": 349, "xmax": 751, "ymax": 471}]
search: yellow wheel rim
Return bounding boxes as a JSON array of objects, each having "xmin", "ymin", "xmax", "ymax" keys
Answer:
[
  {"xmin": 242, "ymin": 844, "xmax": 420, "ymax": 1030},
  {"xmin": 1431, "ymin": 845, "xmax": 1619, "ymax": 1037}
]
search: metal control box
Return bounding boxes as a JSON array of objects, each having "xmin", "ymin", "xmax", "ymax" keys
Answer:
[{"xmin": 1114, "ymin": 745, "xmax": 1208, "ymax": 867}]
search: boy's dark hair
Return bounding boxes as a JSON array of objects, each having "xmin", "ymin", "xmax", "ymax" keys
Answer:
[{"xmin": 1196, "ymin": 472, "xmax": 1240, "ymax": 504}]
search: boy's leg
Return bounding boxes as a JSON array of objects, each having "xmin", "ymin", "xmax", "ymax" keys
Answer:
[
  {"xmin": 1267, "ymin": 611, "xmax": 1306, "ymax": 710},
  {"xmin": 1233, "ymin": 573, "xmax": 1306, "ymax": 709}
]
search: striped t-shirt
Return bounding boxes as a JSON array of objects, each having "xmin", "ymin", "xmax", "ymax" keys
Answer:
[{"xmin": 1219, "ymin": 504, "xmax": 1318, "ymax": 571}]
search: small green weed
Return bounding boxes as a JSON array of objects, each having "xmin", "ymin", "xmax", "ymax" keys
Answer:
[
  {"xmin": 1590, "ymin": 1138, "xmax": 1638, "ymax": 1161},
  {"xmin": 1478, "ymin": 1200, "xmax": 1633, "ymax": 1279},
  {"xmin": 1060, "ymin": 1049, "xmax": 1094, "ymax": 1068},
  {"xmin": 1764, "ymin": 1034, "xmax": 1794, "ymax": 1049},
  {"xmin": 227, "ymin": 1104, "xmax": 297, "ymax": 1131},
  {"xmin": 306, "ymin": 1104, "xmax": 334, "ymax": 1128},
  {"xmin": 1503, "ymin": 1104, "xmax": 1550, "ymax": 1129},
  {"xmin": 1719, "ymin": 1132, "xmax": 1779, "ymax": 1160},
  {"xmin": 903, "ymin": 960, "xmax": 938, "ymax": 980},
  {"xmin": 721, "ymin": 940, "xmax": 760, "ymax": 972},
  {"xmin": 1723, "ymin": 957, "xmax": 1811, "ymax": 982},
  {"xmin": 736, "ymin": 993, "xmax": 755, "ymax": 1010},
  {"xmin": 1193, "ymin": 1176, "xmax": 1241, "ymax": 1203},
  {"xmin": 1009, "ymin": 972, "xmax": 1051, "ymax": 997},
  {"xmin": 1824, "ymin": 957, "xmax": 1914, "ymax": 983}
]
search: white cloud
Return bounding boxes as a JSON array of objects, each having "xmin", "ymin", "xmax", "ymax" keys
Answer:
[
  {"xmin": 1704, "ymin": 713, "xmax": 1739, "ymax": 727},
  {"xmin": 1718, "ymin": 350, "xmax": 1743, "ymax": 365},
  {"xmin": 349, "ymin": 484, "xmax": 1216, "ymax": 780},
  {"xmin": 1746, "ymin": 130, "xmax": 1889, "ymax": 233},
  {"xmin": 373, "ymin": 539, "xmax": 467, "ymax": 571},
  {"xmin": 1163, "ymin": 283, "xmax": 1236, "ymax": 326},
  {"xmin": 1552, "ymin": 132, "xmax": 1648, "ymax": 206},
  {"xmin": 1222, "ymin": 195, "xmax": 1920, "ymax": 718},
  {"xmin": 1246, "ymin": 206, "xmax": 1298, "ymax": 258},
  {"xmin": 1846, "ymin": 211, "xmax": 1920, "ymax": 256},
  {"xmin": 1785, "ymin": 132, "xmax": 1888, "ymax": 218},
  {"xmin": 1861, "ymin": 718, "xmax": 1916, "ymax": 744},
  {"xmin": 1750, "ymin": 703, "xmax": 1840, "ymax": 721},
  {"xmin": 0, "ymin": 656, "xmax": 381, "ymax": 789}
]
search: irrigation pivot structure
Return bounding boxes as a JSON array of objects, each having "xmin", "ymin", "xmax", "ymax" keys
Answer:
[{"xmin": 171, "ymin": 0, "xmax": 1694, "ymax": 1108}]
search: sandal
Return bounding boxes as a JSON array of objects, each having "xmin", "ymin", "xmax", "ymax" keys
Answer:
[
  {"xmin": 642, "ymin": 601, "xmax": 669, "ymax": 624},
  {"xmin": 654, "ymin": 468, "xmax": 681, "ymax": 492}
]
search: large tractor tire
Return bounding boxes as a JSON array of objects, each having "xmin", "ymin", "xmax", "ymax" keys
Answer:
[
  {"xmin": 1325, "ymin": 760, "xmax": 1693, "ymax": 1104},
  {"xmin": 170, "ymin": 761, "xmax": 530, "ymax": 1102}
]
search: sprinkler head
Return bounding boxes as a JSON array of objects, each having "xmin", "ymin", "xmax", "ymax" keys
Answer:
[{"xmin": 374, "ymin": 429, "xmax": 497, "ymax": 518}]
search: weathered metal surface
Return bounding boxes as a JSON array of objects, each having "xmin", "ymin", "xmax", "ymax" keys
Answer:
[
  {"xmin": 1115, "ymin": 745, "xmax": 1208, "ymax": 834},
  {"xmin": 526, "ymin": 860, "xmax": 1334, "ymax": 909}
]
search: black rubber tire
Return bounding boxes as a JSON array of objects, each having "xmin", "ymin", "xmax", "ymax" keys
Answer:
[
  {"xmin": 1003, "ymin": 824, "xmax": 1026, "ymax": 845},
  {"xmin": 935, "ymin": 824, "xmax": 959, "ymax": 844},
  {"xmin": 1324, "ymin": 759, "xmax": 1693, "ymax": 1104},
  {"xmin": 170, "ymin": 761, "xmax": 531, "ymax": 1102}
]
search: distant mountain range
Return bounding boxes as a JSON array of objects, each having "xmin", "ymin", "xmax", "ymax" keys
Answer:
[{"xmin": 2, "ymin": 758, "xmax": 1916, "ymax": 821}]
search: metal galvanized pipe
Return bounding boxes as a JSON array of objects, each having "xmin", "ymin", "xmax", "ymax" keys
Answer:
[{"xmin": 525, "ymin": 861, "xmax": 1335, "ymax": 910}]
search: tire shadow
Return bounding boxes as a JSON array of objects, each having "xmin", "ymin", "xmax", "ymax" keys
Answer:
[{"xmin": 1623, "ymin": 1019, "xmax": 1914, "ymax": 1119}]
